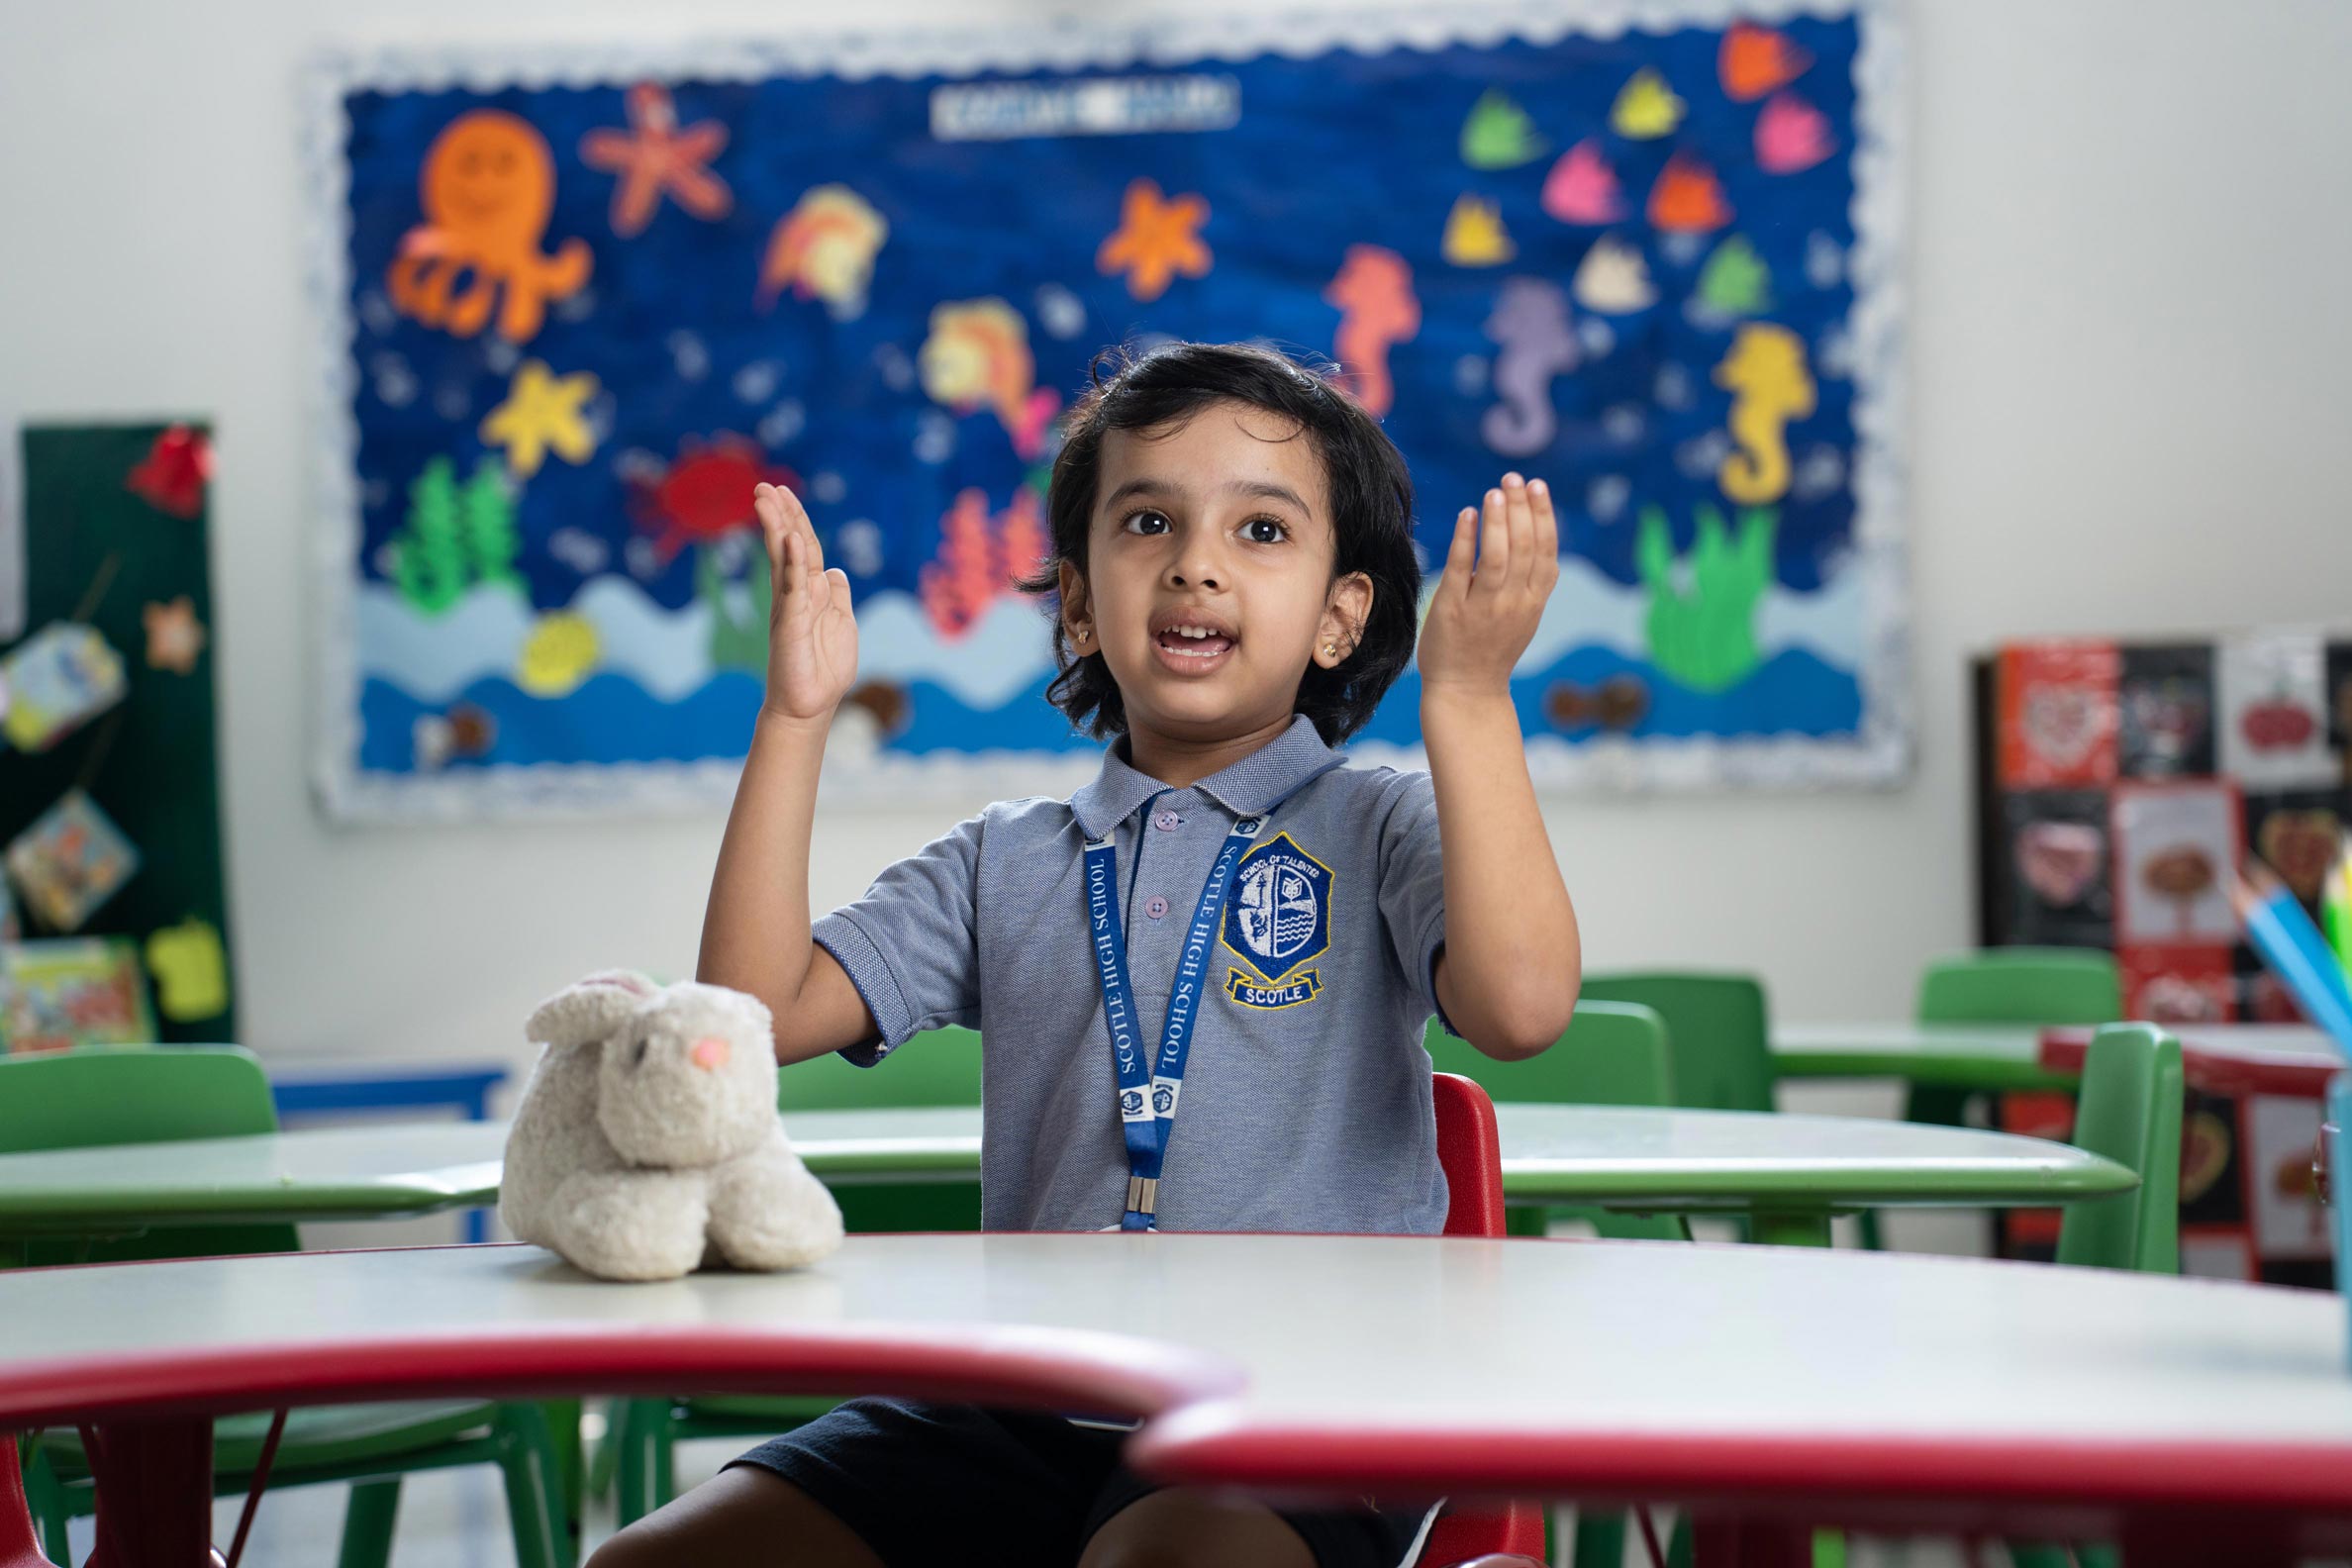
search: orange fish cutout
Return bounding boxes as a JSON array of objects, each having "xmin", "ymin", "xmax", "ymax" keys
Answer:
[
  {"xmin": 1718, "ymin": 22, "xmax": 1812, "ymax": 102},
  {"xmin": 758, "ymin": 184, "xmax": 888, "ymax": 318},
  {"xmin": 1096, "ymin": 178, "xmax": 1213, "ymax": 302},
  {"xmin": 920, "ymin": 300, "xmax": 1062, "ymax": 459},
  {"xmin": 1323, "ymin": 245, "xmax": 1421, "ymax": 419},
  {"xmin": 579, "ymin": 83, "xmax": 732, "ymax": 239},
  {"xmin": 387, "ymin": 109, "xmax": 592, "ymax": 344},
  {"xmin": 1647, "ymin": 152, "xmax": 1732, "ymax": 234}
]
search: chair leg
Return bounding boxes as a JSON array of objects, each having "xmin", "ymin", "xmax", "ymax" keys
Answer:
[
  {"xmin": 17, "ymin": 1445, "xmax": 67, "ymax": 1568},
  {"xmin": 492, "ymin": 1405, "xmax": 568, "ymax": 1568},
  {"xmin": 612, "ymin": 1400, "xmax": 676, "ymax": 1527},
  {"xmin": 1571, "ymin": 1510, "xmax": 1624, "ymax": 1568},
  {"xmin": 336, "ymin": 1480, "xmax": 400, "ymax": 1568}
]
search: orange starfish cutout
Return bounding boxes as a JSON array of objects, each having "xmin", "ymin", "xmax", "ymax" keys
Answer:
[
  {"xmin": 1095, "ymin": 178, "xmax": 1212, "ymax": 302},
  {"xmin": 580, "ymin": 83, "xmax": 733, "ymax": 239},
  {"xmin": 143, "ymin": 597, "xmax": 207, "ymax": 674}
]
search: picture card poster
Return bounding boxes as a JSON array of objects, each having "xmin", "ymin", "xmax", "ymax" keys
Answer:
[{"xmin": 308, "ymin": 0, "xmax": 1908, "ymax": 819}]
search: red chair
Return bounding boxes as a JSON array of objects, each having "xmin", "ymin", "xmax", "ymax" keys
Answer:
[
  {"xmin": 1416, "ymin": 1073, "xmax": 1547, "ymax": 1568},
  {"xmin": 1, "ymin": 1436, "xmax": 54, "ymax": 1568}
]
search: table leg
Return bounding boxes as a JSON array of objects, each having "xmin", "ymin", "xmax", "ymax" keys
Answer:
[
  {"xmin": 1691, "ymin": 1515, "xmax": 1810, "ymax": 1567},
  {"xmin": 1747, "ymin": 1209, "xmax": 1832, "ymax": 1247},
  {"xmin": 77, "ymin": 1417, "xmax": 213, "ymax": 1568}
]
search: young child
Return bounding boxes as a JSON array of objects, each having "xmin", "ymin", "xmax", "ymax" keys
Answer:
[{"xmin": 596, "ymin": 342, "xmax": 1579, "ymax": 1568}]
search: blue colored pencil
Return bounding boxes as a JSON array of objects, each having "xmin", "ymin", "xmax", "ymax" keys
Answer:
[{"xmin": 2235, "ymin": 863, "xmax": 2352, "ymax": 1058}]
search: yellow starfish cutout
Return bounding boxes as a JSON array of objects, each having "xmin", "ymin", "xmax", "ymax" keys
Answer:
[
  {"xmin": 480, "ymin": 360, "xmax": 601, "ymax": 478},
  {"xmin": 1095, "ymin": 178, "xmax": 1212, "ymax": 302}
]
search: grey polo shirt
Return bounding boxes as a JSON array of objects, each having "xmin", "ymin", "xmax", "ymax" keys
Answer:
[{"xmin": 812, "ymin": 714, "xmax": 1452, "ymax": 1234}]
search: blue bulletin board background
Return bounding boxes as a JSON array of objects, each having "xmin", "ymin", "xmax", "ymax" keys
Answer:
[{"xmin": 306, "ymin": 0, "xmax": 1907, "ymax": 820}]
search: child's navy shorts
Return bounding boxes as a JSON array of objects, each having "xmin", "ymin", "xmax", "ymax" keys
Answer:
[{"xmin": 729, "ymin": 1397, "xmax": 1440, "ymax": 1568}]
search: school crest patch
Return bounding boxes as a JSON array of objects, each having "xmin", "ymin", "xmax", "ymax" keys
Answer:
[{"xmin": 1220, "ymin": 831, "xmax": 1331, "ymax": 1009}]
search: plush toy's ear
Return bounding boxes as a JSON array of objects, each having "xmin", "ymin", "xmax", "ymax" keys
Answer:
[{"xmin": 527, "ymin": 970, "xmax": 656, "ymax": 1047}]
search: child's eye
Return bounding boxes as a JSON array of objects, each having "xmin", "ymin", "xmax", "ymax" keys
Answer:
[
  {"xmin": 1240, "ymin": 516, "xmax": 1289, "ymax": 544},
  {"xmin": 1121, "ymin": 510, "xmax": 1171, "ymax": 537}
]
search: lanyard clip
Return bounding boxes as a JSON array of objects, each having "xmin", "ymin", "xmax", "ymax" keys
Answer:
[{"xmin": 1125, "ymin": 1174, "xmax": 1159, "ymax": 1220}]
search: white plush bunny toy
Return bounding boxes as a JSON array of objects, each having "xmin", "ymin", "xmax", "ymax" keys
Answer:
[{"xmin": 501, "ymin": 970, "xmax": 843, "ymax": 1282}]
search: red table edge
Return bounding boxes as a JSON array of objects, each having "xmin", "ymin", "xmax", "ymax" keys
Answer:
[
  {"xmin": 1128, "ymin": 1406, "xmax": 2352, "ymax": 1542},
  {"xmin": 0, "ymin": 1320, "xmax": 1235, "ymax": 1432},
  {"xmin": 2039, "ymin": 1027, "xmax": 2340, "ymax": 1100}
]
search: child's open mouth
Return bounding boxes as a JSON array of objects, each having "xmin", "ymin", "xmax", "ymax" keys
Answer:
[{"xmin": 1151, "ymin": 624, "xmax": 1236, "ymax": 674}]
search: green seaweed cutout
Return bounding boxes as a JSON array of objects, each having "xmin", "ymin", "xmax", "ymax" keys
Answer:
[
  {"xmin": 391, "ymin": 456, "xmax": 519, "ymax": 615},
  {"xmin": 700, "ymin": 540, "xmax": 773, "ymax": 673},
  {"xmin": 1635, "ymin": 503, "xmax": 1777, "ymax": 692}
]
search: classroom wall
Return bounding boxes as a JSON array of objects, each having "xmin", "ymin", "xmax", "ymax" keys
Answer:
[{"xmin": 3, "ymin": 0, "xmax": 2348, "ymax": 1073}]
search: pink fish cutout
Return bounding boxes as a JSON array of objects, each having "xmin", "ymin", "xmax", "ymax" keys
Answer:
[
  {"xmin": 1756, "ymin": 92, "xmax": 1835, "ymax": 174},
  {"xmin": 1540, "ymin": 140, "xmax": 1625, "ymax": 226}
]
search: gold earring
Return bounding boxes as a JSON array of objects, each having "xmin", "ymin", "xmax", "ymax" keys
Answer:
[{"xmin": 1324, "ymin": 642, "xmax": 1338, "ymax": 658}]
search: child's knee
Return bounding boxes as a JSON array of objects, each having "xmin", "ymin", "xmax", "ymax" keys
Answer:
[{"xmin": 587, "ymin": 1466, "xmax": 882, "ymax": 1568}]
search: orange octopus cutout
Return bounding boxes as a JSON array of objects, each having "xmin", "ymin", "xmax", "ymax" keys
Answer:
[
  {"xmin": 387, "ymin": 110, "xmax": 592, "ymax": 345},
  {"xmin": 1096, "ymin": 178, "xmax": 1212, "ymax": 302},
  {"xmin": 1323, "ymin": 245, "xmax": 1420, "ymax": 419},
  {"xmin": 580, "ymin": 83, "xmax": 733, "ymax": 239}
]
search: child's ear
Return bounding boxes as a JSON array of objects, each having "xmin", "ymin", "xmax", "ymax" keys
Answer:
[
  {"xmin": 1317, "ymin": 572, "xmax": 1375, "ymax": 668},
  {"xmin": 1058, "ymin": 560, "xmax": 1098, "ymax": 656}
]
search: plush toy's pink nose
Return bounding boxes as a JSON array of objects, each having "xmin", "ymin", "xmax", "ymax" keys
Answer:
[{"xmin": 690, "ymin": 1036, "xmax": 731, "ymax": 1071}]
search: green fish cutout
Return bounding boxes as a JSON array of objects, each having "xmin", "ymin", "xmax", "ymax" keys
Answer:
[
  {"xmin": 1697, "ymin": 236, "xmax": 1773, "ymax": 318},
  {"xmin": 1461, "ymin": 89, "xmax": 1547, "ymax": 169}
]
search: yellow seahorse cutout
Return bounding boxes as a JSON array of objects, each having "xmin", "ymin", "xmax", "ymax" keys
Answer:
[{"xmin": 1714, "ymin": 324, "xmax": 1815, "ymax": 505}]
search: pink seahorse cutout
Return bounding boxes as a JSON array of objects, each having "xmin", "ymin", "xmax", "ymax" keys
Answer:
[
  {"xmin": 1323, "ymin": 245, "xmax": 1421, "ymax": 419},
  {"xmin": 1541, "ymin": 139, "xmax": 1626, "ymax": 226},
  {"xmin": 1481, "ymin": 279, "xmax": 1578, "ymax": 458},
  {"xmin": 1756, "ymin": 92, "xmax": 1835, "ymax": 174}
]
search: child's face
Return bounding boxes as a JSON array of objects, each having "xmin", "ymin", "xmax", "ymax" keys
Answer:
[{"xmin": 1061, "ymin": 399, "xmax": 1373, "ymax": 744}]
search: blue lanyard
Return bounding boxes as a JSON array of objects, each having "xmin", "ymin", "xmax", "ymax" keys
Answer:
[{"xmin": 1082, "ymin": 809, "xmax": 1267, "ymax": 1230}]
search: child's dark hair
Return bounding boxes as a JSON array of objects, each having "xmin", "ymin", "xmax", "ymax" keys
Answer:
[{"xmin": 1019, "ymin": 340, "xmax": 1421, "ymax": 746}]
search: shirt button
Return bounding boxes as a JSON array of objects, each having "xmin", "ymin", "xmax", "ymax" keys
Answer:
[
  {"xmin": 1152, "ymin": 810, "xmax": 1181, "ymax": 832},
  {"xmin": 1144, "ymin": 895, "xmax": 1171, "ymax": 920}
]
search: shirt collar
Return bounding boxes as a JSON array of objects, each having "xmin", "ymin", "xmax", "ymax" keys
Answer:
[{"xmin": 1069, "ymin": 714, "xmax": 1339, "ymax": 841}]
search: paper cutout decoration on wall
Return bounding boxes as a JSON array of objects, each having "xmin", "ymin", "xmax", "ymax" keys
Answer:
[
  {"xmin": 3, "ymin": 424, "xmax": 238, "ymax": 1042},
  {"xmin": 311, "ymin": 0, "xmax": 1907, "ymax": 816},
  {"xmin": 0, "ymin": 937, "xmax": 155, "ymax": 1052},
  {"xmin": 5, "ymin": 789, "xmax": 142, "ymax": 934}
]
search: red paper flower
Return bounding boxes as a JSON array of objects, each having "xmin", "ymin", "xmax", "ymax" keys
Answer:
[{"xmin": 126, "ymin": 425, "xmax": 211, "ymax": 518}]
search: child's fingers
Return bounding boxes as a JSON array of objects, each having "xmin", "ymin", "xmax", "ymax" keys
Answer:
[
  {"xmin": 1440, "ymin": 506, "xmax": 1477, "ymax": 597},
  {"xmin": 1502, "ymin": 473, "xmax": 1535, "ymax": 590},
  {"xmin": 754, "ymin": 484, "xmax": 791, "ymax": 585},
  {"xmin": 1474, "ymin": 485, "xmax": 1511, "ymax": 593},
  {"xmin": 1529, "ymin": 477, "xmax": 1560, "ymax": 589}
]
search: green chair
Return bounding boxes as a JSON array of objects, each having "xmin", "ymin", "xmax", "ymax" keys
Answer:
[
  {"xmin": 2053, "ymin": 1023, "xmax": 2181, "ymax": 1274},
  {"xmin": 1911, "ymin": 945, "xmax": 2122, "ymax": 1126},
  {"xmin": 2007, "ymin": 1023, "xmax": 2180, "ymax": 1568},
  {"xmin": 0, "ymin": 1046, "xmax": 566, "ymax": 1568},
  {"xmin": 1575, "ymin": 972, "xmax": 1776, "ymax": 1114},
  {"xmin": 1916, "ymin": 946, "xmax": 2124, "ymax": 1030},
  {"xmin": 607, "ymin": 1027, "xmax": 986, "ymax": 1524},
  {"xmin": 1426, "ymin": 1003, "xmax": 1687, "ymax": 1568},
  {"xmin": 1890, "ymin": 948, "xmax": 2125, "ymax": 1249}
]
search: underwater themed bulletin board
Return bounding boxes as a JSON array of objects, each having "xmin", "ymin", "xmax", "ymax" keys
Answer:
[{"xmin": 308, "ymin": 0, "xmax": 1908, "ymax": 819}]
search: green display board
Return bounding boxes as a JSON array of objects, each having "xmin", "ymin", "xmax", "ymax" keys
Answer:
[{"xmin": 0, "ymin": 424, "xmax": 236, "ymax": 1046}]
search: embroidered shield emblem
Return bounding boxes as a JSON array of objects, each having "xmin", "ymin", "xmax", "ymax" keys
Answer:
[{"xmin": 1220, "ymin": 832, "xmax": 1332, "ymax": 986}]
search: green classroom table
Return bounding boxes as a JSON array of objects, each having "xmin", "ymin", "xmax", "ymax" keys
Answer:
[
  {"xmin": 0, "ymin": 1104, "xmax": 2130, "ymax": 1253},
  {"xmin": 1769, "ymin": 1022, "xmax": 2076, "ymax": 1091}
]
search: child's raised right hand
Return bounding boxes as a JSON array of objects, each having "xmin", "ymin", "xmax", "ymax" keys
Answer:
[{"xmin": 753, "ymin": 482, "xmax": 858, "ymax": 727}]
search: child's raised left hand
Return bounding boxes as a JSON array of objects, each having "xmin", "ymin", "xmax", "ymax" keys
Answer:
[{"xmin": 1417, "ymin": 472, "xmax": 1559, "ymax": 700}]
